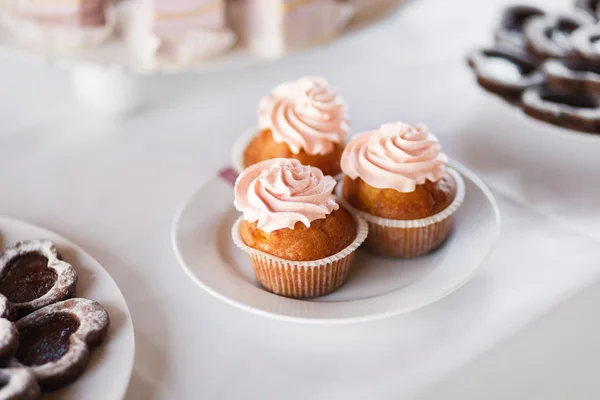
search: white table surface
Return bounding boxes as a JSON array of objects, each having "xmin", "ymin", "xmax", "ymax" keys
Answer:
[{"xmin": 2, "ymin": 0, "xmax": 600, "ymax": 398}]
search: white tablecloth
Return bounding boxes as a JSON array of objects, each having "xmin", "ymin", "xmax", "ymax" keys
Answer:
[{"xmin": 1, "ymin": 0, "xmax": 600, "ymax": 398}]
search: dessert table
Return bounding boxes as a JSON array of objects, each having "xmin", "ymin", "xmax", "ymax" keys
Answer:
[{"xmin": 1, "ymin": 0, "xmax": 600, "ymax": 398}]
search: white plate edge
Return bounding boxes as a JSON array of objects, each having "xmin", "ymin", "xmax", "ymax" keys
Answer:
[
  {"xmin": 171, "ymin": 161, "xmax": 502, "ymax": 324},
  {"xmin": 0, "ymin": 215, "xmax": 136, "ymax": 399}
]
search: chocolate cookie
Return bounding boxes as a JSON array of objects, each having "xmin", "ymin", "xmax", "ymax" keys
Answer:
[
  {"xmin": 0, "ymin": 319, "xmax": 18, "ymax": 368},
  {"xmin": 11, "ymin": 298, "xmax": 109, "ymax": 391},
  {"xmin": 495, "ymin": 5, "xmax": 545, "ymax": 50},
  {"xmin": 0, "ymin": 240, "xmax": 77, "ymax": 318},
  {"xmin": 468, "ymin": 2, "xmax": 600, "ymax": 134},
  {"xmin": 0, "ymin": 368, "xmax": 40, "ymax": 400},
  {"xmin": 468, "ymin": 47, "xmax": 544, "ymax": 102},
  {"xmin": 524, "ymin": 12, "xmax": 594, "ymax": 59},
  {"xmin": 544, "ymin": 58, "xmax": 600, "ymax": 95},
  {"xmin": 522, "ymin": 85, "xmax": 600, "ymax": 133}
]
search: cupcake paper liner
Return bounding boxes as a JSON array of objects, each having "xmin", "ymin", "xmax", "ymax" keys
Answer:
[
  {"xmin": 336, "ymin": 168, "xmax": 466, "ymax": 258},
  {"xmin": 1, "ymin": 4, "xmax": 116, "ymax": 50},
  {"xmin": 231, "ymin": 207, "xmax": 368, "ymax": 299}
]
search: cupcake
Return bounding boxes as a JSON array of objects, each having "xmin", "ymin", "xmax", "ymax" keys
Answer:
[
  {"xmin": 339, "ymin": 122, "xmax": 465, "ymax": 258},
  {"xmin": 232, "ymin": 158, "xmax": 368, "ymax": 299},
  {"xmin": 243, "ymin": 76, "xmax": 349, "ymax": 177}
]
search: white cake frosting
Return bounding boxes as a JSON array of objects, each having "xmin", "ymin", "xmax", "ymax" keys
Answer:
[
  {"xmin": 124, "ymin": 0, "xmax": 235, "ymax": 67},
  {"xmin": 1, "ymin": 0, "xmax": 116, "ymax": 49},
  {"xmin": 227, "ymin": 0, "xmax": 355, "ymax": 57}
]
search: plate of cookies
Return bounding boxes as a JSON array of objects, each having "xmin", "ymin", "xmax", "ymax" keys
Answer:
[
  {"xmin": 0, "ymin": 217, "xmax": 135, "ymax": 399},
  {"xmin": 468, "ymin": 1, "xmax": 600, "ymax": 138},
  {"xmin": 172, "ymin": 77, "xmax": 501, "ymax": 323}
]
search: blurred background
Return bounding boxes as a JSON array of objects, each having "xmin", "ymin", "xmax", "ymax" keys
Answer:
[{"xmin": 2, "ymin": 0, "xmax": 600, "ymax": 399}]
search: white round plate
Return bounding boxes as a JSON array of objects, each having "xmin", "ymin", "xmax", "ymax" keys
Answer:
[
  {"xmin": 0, "ymin": 216, "xmax": 135, "ymax": 399},
  {"xmin": 172, "ymin": 161, "xmax": 501, "ymax": 324}
]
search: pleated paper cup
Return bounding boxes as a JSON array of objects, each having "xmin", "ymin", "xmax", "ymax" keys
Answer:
[
  {"xmin": 336, "ymin": 168, "xmax": 466, "ymax": 258},
  {"xmin": 231, "ymin": 209, "xmax": 368, "ymax": 299}
]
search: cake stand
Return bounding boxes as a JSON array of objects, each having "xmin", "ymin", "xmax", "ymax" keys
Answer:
[{"xmin": 0, "ymin": 0, "xmax": 406, "ymax": 115}]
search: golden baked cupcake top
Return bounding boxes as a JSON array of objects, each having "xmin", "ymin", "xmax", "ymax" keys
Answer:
[{"xmin": 258, "ymin": 76, "xmax": 349, "ymax": 156}]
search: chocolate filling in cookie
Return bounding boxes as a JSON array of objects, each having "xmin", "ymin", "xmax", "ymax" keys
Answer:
[
  {"xmin": 16, "ymin": 313, "xmax": 80, "ymax": 367},
  {"xmin": 468, "ymin": 47, "xmax": 544, "ymax": 101},
  {"xmin": 496, "ymin": 5, "xmax": 545, "ymax": 49},
  {"xmin": 522, "ymin": 86, "xmax": 600, "ymax": 133},
  {"xmin": 12, "ymin": 298, "xmax": 109, "ymax": 391},
  {"xmin": 0, "ymin": 240, "xmax": 77, "ymax": 318},
  {"xmin": 0, "ymin": 253, "xmax": 57, "ymax": 304}
]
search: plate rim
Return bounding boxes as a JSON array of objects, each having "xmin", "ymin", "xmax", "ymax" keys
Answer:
[
  {"xmin": 171, "ymin": 160, "xmax": 501, "ymax": 324},
  {"xmin": 0, "ymin": 215, "xmax": 136, "ymax": 399}
]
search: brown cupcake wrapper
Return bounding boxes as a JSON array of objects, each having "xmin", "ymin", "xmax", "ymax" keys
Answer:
[
  {"xmin": 231, "ymin": 209, "xmax": 368, "ymax": 299},
  {"xmin": 248, "ymin": 251, "xmax": 356, "ymax": 298},
  {"xmin": 363, "ymin": 215, "xmax": 454, "ymax": 258},
  {"xmin": 336, "ymin": 168, "xmax": 466, "ymax": 258}
]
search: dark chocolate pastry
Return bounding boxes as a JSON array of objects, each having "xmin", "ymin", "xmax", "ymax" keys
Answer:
[
  {"xmin": 574, "ymin": 0, "xmax": 600, "ymax": 20},
  {"xmin": 544, "ymin": 58, "xmax": 600, "ymax": 94},
  {"xmin": 495, "ymin": 5, "xmax": 545, "ymax": 50},
  {"xmin": 522, "ymin": 85, "xmax": 600, "ymax": 133},
  {"xmin": 0, "ymin": 320, "xmax": 18, "ymax": 368},
  {"xmin": 468, "ymin": 47, "xmax": 544, "ymax": 102},
  {"xmin": 0, "ymin": 368, "xmax": 40, "ymax": 400},
  {"xmin": 0, "ymin": 240, "xmax": 77, "ymax": 318},
  {"xmin": 524, "ymin": 12, "xmax": 594, "ymax": 59},
  {"xmin": 571, "ymin": 24, "xmax": 600, "ymax": 61},
  {"xmin": 11, "ymin": 298, "xmax": 109, "ymax": 391}
]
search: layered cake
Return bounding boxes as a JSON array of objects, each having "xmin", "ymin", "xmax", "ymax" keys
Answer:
[
  {"xmin": 0, "ymin": 0, "xmax": 386, "ymax": 66},
  {"xmin": 125, "ymin": 0, "xmax": 235, "ymax": 65},
  {"xmin": 227, "ymin": 0, "xmax": 354, "ymax": 57},
  {"xmin": 1, "ymin": 0, "xmax": 115, "ymax": 49}
]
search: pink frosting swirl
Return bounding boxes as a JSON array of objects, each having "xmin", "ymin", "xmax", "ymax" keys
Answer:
[
  {"xmin": 258, "ymin": 76, "xmax": 349, "ymax": 156},
  {"xmin": 234, "ymin": 158, "xmax": 339, "ymax": 232},
  {"xmin": 341, "ymin": 122, "xmax": 448, "ymax": 193}
]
